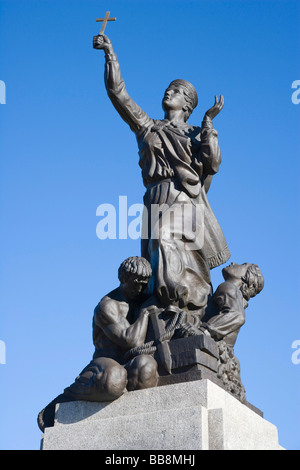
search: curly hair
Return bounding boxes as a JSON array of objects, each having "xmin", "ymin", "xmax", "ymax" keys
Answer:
[
  {"xmin": 240, "ymin": 264, "xmax": 264, "ymax": 304},
  {"xmin": 118, "ymin": 256, "xmax": 152, "ymax": 284}
]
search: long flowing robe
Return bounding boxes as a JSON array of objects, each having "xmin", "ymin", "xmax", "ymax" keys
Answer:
[{"xmin": 104, "ymin": 51, "xmax": 230, "ymax": 314}]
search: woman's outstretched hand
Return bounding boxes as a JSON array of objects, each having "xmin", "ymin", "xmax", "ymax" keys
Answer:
[
  {"xmin": 93, "ymin": 34, "xmax": 114, "ymax": 54},
  {"xmin": 204, "ymin": 95, "xmax": 224, "ymax": 120}
]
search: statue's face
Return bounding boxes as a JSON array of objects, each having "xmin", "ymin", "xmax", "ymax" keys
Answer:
[
  {"xmin": 222, "ymin": 262, "xmax": 251, "ymax": 282},
  {"xmin": 121, "ymin": 274, "xmax": 148, "ymax": 300},
  {"xmin": 162, "ymin": 84, "xmax": 187, "ymax": 112}
]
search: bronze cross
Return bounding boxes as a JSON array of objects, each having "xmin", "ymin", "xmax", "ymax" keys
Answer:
[{"xmin": 96, "ymin": 11, "xmax": 116, "ymax": 35}]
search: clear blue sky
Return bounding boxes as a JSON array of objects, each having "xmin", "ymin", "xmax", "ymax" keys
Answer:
[{"xmin": 0, "ymin": 0, "xmax": 299, "ymax": 450}]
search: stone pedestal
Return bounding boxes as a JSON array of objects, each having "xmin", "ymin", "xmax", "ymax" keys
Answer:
[{"xmin": 41, "ymin": 379, "xmax": 283, "ymax": 450}]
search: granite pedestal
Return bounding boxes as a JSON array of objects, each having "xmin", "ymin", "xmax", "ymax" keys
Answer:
[{"xmin": 41, "ymin": 379, "xmax": 283, "ymax": 450}]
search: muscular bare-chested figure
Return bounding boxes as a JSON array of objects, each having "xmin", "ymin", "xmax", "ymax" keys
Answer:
[{"xmin": 64, "ymin": 257, "xmax": 158, "ymax": 401}]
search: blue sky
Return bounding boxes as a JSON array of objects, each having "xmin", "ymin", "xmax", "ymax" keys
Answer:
[{"xmin": 0, "ymin": 0, "xmax": 299, "ymax": 450}]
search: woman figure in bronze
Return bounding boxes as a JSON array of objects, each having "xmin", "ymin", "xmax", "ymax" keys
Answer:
[{"xmin": 94, "ymin": 35, "xmax": 230, "ymax": 317}]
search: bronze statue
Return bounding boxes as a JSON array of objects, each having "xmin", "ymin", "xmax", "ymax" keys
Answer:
[
  {"xmin": 62, "ymin": 257, "xmax": 158, "ymax": 403},
  {"xmin": 202, "ymin": 262, "xmax": 264, "ymax": 346},
  {"xmin": 38, "ymin": 257, "xmax": 159, "ymax": 431},
  {"xmin": 38, "ymin": 24, "xmax": 266, "ymax": 432},
  {"xmin": 93, "ymin": 34, "xmax": 230, "ymax": 316},
  {"xmin": 201, "ymin": 262, "xmax": 264, "ymax": 402}
]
